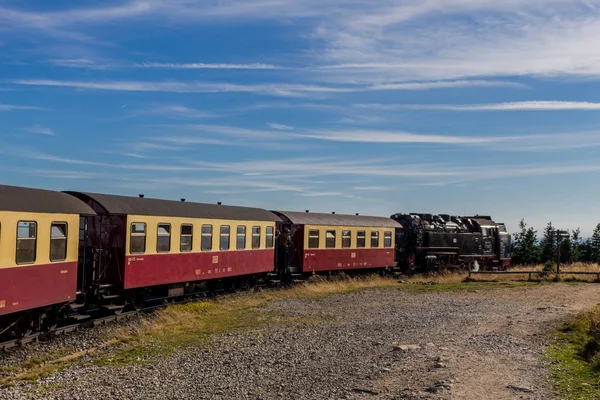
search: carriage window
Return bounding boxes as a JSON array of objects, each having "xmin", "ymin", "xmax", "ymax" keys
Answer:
[
  {"xmin": 371, "ymin": 231, "xmax": 380, "ymax": 248},
  {"xmin": 252, "ymin": 226, "xmax": 261, "ymax": 249},
  {"xmin": 201, "ymin": 225, "xmax": 213, "ymax": 251},
  {"xmin": 50, "ymin": 223, "xmax": 68, "ymax": 261},
  {"xmin": 130, "ymin": 223, "xmax": 146, "ymax": 254},
  {"xmin": 342, "ymin": 230, "xmax": 351, "ymax": 248},
  {"xmin": 180, "ymin": 224, "xmax": 193, "ymax": 252},
  {"xmin": 357, "ymin": 231, "xmax": 366, "ymax": 248},
  {"xmin": 308, "ymin": 229, "xmax": 320, "ymax": 249},
  {"xmin": 266, "ymin": 226, "xmax": 275, "ymax": 248},
  {"xmin": 220, "ymin": 226, "xmax": 230, "ymax": 250},
  {"xmin": 157, "ymin": 224, "xmax": 171, "ymax": 253},
  {"xmin": 16, "ymin": 221, "xmax": 36, "ymax": 264},
  {"xmin": 237, "ymin": 226, "xmax": 246, "ymax": 250},
  {"xmin": 326, "ymin": 230, "xmax": 336, "ymax": 248},
  {"xmin": 384, "ymin": 231, "xmax": 392, "ymax": 248}
]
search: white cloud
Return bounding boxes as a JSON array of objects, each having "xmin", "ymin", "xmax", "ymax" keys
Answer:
[
  {"xmin": 138, "ymin": 62, "xmax": 281, "ymax": 69},
  {"xmin": 48, "ymin": 58, "xmax": 109, "ymax": 69},
  {"xmin": 5, "ymin": 1, "xmax": 600, "ymax": 84},
  {"xmin": 136, "ymin": 105, "xmax": 217, "ymax": 119},
  {"xmin": 267, "ymin": 123, "xmax": 294, "ymax": 130},
  {"xmin": 358, "ymin": 101, "xmax": 600, "ymax": 111},
  {"xmin": 24, "ymin": 125, "xmax": 54, "ymax": 135},
  {"xmin": 12, "ymin": 79, "xmax": 355, "ymax": 96},
  {"xmin": 12, "ymin": 78, "xmax": 520, "ymax": 96},
  {"xmin": 295, "ymin": 129, "xmax": 513, "ymax": 144},
  {"xmin": 368, "ymin": 80, "xmax": 526, "ymax": 90},
  {"xmin": 0, "ymin": 104, "xmax": 45, "ymax": 111}
]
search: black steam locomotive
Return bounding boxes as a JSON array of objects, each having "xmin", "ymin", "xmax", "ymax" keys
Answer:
[{"xmin": 391, "ymin": 213, "xmax": 511, "ymax": 271}]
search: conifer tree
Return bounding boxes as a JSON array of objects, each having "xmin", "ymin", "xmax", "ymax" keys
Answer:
[
  {"xmin": 511, "ymin": 219, "xmax": 539, "ymax": 265},
  {"xmin": 538, "ymin": 222, "xmax": 557, "ymax": 263},
  {"xmin": 592, "ymin": 223, "xmax": 600, "ymax": 263},
  {"xmin": 570, "ymin": 228, "xmax": 582, "ymax": 263}
]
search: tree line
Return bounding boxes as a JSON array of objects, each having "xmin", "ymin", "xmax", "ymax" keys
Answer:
[{"xmin": 511, "ymin": 219, "xmax": 600, "ymax": 265}]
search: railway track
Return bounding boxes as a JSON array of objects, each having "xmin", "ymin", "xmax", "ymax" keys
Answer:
[
  {"xmin": 0, "ymin": 310, "xmax": 138, "ymax": 351},
  {"xmin": 0, "ymin": 280, "xmax": 276, "ymax": 352}
]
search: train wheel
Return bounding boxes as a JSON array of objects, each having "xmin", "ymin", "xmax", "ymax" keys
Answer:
[{"xmin": 14, "ymin": 313, "xmax": 34, "ymax": 339}]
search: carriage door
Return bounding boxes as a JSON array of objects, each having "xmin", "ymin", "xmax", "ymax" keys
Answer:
[{"xmin": 77, "ymin": 216, "xmax": 93, "ymax": 293}]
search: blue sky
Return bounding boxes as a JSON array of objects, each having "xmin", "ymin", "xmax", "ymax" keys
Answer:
[{"xmin": 2, "ymin": 1, "xmax": 600, "ymax": 236}]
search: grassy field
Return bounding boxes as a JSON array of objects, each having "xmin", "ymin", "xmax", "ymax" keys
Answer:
[
  {"xmin": 1, "ymin": 264, "xmax": 599, "ymax": 388},
  {"xmin": 547, "ymin": 306, "xmax": 600, "ymax": 399}
]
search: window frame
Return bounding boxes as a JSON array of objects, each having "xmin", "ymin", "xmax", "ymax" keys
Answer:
[
  {"xmin": 16, "ymin": 220, "xmax": 37, "ymax": 265},
  {"xmin": 180, "ymin": 224, "xmax": 193, "ymax": 253},
  {"xmin": 236, "ymin": 225, "xmax": 246, "ymax": 250},
  {"xmin": 201, "ymin": 224, "xmax": 213, "ymax": 251},
  {"xmin": 383, "ymin": 231, "xmax": 393, "ymax": 248},
  {"xmin": 156, "ymin": 223, "xmax": 171, "ymax": 253},
  {"xmin": 325, "ymin": 230, "xmax": 336, "ymax": 249},
  {"xmin": 342, "ymin": 230, "xmax": 352, "ymax": 249},
  {"xmin": 50, "ymin": 222, "xmax": 68, "ymax": 262},
  {"xmin": 130, "ymin": 222, "xmax": 147, "ymax": 254},
  {"xmin": 266, "ymin": 226, "xmax": 275, "ymax": 249},
  {"xmin": 371, "ymin": 230, "xmax": 380, "ymax": 248},
  {"xmin": 252, "ymin": 226, "xmax": 261, "ymax": 249},
  {"xmin": 308, "ymin": 229, "xmax": 320, "ymax": 249},
  {"xmin": 357, "ymin": 230, "xmax": 366, "ymax": 248},
  {"xmin": 220, "ymin": 225, "xmax": 231, "ymax": 251}
]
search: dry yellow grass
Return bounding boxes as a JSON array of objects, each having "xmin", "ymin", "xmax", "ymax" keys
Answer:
[{"xmin": 469, "ymin": 263, "xmax": 600, "ymax": 282}]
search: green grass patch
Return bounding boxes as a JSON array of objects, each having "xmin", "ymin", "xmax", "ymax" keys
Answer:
[
  {"xmin": 547, "ymin": 307, "xmax": 600, "ymax": 399},
  {"xmin": 398, "ymin": 281, "xmax": 544, "ymax": 292}
]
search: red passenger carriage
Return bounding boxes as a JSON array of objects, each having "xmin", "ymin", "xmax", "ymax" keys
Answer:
[{"xmin": 272, "ymin": 211, "xmax": 401, "ymax": 276}]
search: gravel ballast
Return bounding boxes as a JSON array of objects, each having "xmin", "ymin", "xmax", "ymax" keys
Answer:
[{"xmin": 1, "ymin": 282, "xmax": 599, "ymax": 399}]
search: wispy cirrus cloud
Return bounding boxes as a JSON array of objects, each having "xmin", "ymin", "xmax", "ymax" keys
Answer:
[
  {"xmin": 0, "ymin": 104, "xmax": 46, "ymax": 111},
  {"xmin": 368, "ymin": 80, "xmax": 526, "ymax": 90},
  {"xmin": 134, "ymin": 105, "xmax": 217, "ymax": 120},
  {"xmin": 137, "ymin": 62, "xmax": 281, "ymax": 70},
  {"xmin": 23, "ymin": 125, "xmax": 54, "ymax": 135},
  {"xmin": 357, "ymin": 101, "xmax": 600, "ymax": 111},
  {"xmin": 267, "ymin": 123, "xmax": 294, "ymax": 130},
  {"xmin": 12, "ymin": 78, "xmax": 521, "ymax": 96},
  {"xmin": 4, "ymin": 1, "xmax": 600, "ymax": 84}
]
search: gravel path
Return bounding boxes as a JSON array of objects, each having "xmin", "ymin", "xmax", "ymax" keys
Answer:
[{"xmin": 1, "ymin": 283, "xmax": 599, "ymax": 399}]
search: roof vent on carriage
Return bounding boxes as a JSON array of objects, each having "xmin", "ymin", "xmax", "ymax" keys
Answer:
[
  {"xmin": 138, "ymin": 194, "xmax": 144, "ymax": 198},
  {"xmin": 332, "ymin": 211, "xmax": 335, "ymax": 214},
  {"xmin": 180, "ymin": 198, "xmax": 186, "ymax": 202},
  {"xmin": 305, "ymin": 210, "xmax": 309, "ymax": 213},
  {"xmin": 217, "ymin": 202, "xmax": 222, "ymax": 205}
]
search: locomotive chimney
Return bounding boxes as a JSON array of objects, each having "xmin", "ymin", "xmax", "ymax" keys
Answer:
[{"xmin": 139, "ymin": 194, "xmax": 145, "ymax": 198}]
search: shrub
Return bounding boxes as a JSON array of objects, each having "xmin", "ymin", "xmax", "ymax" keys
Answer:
[{"xmin": 543, "ymin": 261, "xmax": 557, "ymax": 272}]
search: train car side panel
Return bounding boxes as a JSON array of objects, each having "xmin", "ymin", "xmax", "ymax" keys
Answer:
[
  {"xmin": 0, "ymin": 211, "xmax": 81, "ymax": 317},
  {"xmin": 0, "ymin": 262, "xmax": 77, "ymax": 316},
  {"xmin": 124, "ymin": 250, "xmax": 274, "ymax": 289}
]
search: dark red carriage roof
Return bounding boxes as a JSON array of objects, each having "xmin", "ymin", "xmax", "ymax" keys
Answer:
[
  {"xmin": 0, "ymin": 184, "xmax": 95, "ymax": 215},
  {"xmin": 272, "ymin": 211, "xmax": 401, "ymax": 228},
  {"xmin": 66, "ymin": 191, "xmax": 280, "ymax": 222}
]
